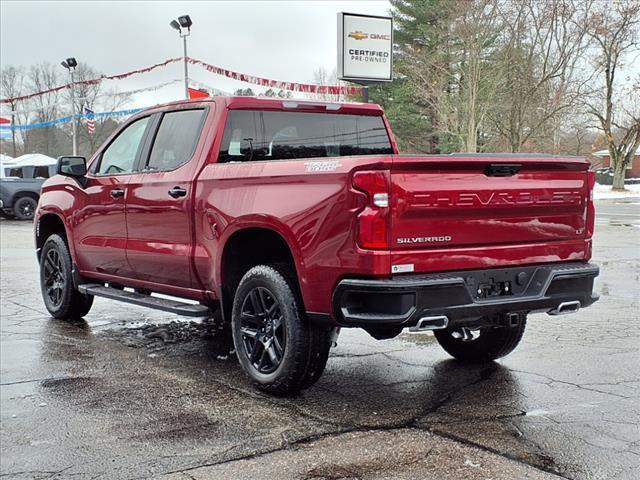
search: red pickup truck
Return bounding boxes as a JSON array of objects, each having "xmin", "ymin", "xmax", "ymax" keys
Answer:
[{"xmin": 35, "ymin": 97, "xmax": 599, "ymax": 395}]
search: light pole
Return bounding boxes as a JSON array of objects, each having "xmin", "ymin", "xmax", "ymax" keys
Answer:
[
  {"xmin": 61, "ymin": 57, "xmax": 78, "ymax": 155},
  {"xmin": 170, "ymin": 15, "xmax": 192, "ymax": 100}
]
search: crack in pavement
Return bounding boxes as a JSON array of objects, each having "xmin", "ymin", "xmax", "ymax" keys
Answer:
[
  {"xmin": 0, "ymin": 375, "xmax": 73, "ymax": 387},
  {"xmin": 510, "ymin": 369, "xmax": 633, "ymax": 399},
  {"xmin": 136, "ymin": 365, "xmax": 570, "ymax": 480}
]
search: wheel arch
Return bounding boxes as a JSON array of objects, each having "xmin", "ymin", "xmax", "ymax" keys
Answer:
[
  {"xmin": 12, "ymin": 190, "xmax": 40, "ymax": 202},
  {"xmin": 218, "ymin": 225, "xmax": 305, "ymax": 321},
  {"xmin": 36, "ymin": 213, "xmax": 70, "ymax": 262}
]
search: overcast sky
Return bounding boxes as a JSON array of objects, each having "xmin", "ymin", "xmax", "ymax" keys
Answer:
[{"xmin": 0, "ymin": 1, "xmax": 391, "ymax": 108}]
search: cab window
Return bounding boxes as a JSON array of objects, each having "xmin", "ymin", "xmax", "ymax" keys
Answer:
[
  {"xmin": 97, "ymin": 117, "xmax": 150, "ymax": 175},
  {"xmin": 145, "ymin": 109, "xmax": 205, "ymax": 171},
  {"xmin": 218, "ymin": 110, "xmax": 393, "ymax": 162}
]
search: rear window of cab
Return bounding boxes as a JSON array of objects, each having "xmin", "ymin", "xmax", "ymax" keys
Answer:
[{"xmin": 218, "ymin": 110, "xmax": 393, "ymax": 162}]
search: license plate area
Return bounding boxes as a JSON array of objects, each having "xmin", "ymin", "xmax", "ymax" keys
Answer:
[
  {"xmin": 465, "ymin": 266, "xmax": 542, "ymax": 301},
  {"xmin": 476, "ymin": 279, "xmax": 513, "ymax": 299}
]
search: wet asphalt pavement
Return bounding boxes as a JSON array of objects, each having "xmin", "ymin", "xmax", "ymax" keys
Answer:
[{"xmin": 1, "ymin": 199, "xmax": 638, "ymax": 480}]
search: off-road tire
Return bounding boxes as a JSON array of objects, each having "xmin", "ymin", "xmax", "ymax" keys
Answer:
[
  {"xmin": 434, "ymin": 317, "xmax": 527, "ymax": 362},
  {"xmin": 40, "ymin": 234, "xmax": 94, "ymax": 319},
  {"xmin": 13, "ymin": 196, "xmax": 38, "ymax": 221},
  {"xmin": 231, "ymin": 264, "xmax": 331, "ymax": 396}
]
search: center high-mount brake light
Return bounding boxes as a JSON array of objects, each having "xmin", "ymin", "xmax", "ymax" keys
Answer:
[
  {"xmin": 282, "ymin": 101, "xmax": 341, "ymax": 111},
  {"xmin": 352, "ymin": 170, "xmax": 391, "ymax": 249}
]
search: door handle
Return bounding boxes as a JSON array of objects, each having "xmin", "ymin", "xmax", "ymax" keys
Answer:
[
  {"xmin": 110, "ymin": 188, "xmax": 125, "ymax": 198},
  {"xmin": 168, "ymin": 186, "xmax": 187, "ymax": 198}
]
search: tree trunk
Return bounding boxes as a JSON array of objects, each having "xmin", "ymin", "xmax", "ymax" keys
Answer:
[{"xmin": 611, "ymin": 155, "xmax": 626, "ymax": 191}]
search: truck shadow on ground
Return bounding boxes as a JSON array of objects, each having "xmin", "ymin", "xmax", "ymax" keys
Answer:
[
  {"xmin": 39, "ymin": 315, "xmax": 526, "ymax": 425},
  {"xmin": 37, "ymin": 315, "xmax": 562, "ymax": 476}
]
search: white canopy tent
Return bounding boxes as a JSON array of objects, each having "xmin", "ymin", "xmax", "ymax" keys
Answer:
[
  {"xmin": 1, "ymin": 153, "xmax": 57, "ymax": 178},
  {"xmin": 7, "ymin": 154, "xmax": 57, "ymax": 167},
  {"xmin": 0, "ymin": 154, "xmax": 14, "ymax": 178}
]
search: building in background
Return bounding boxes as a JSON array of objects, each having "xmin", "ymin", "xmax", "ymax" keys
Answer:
[{"xmin": 592, "ymin": 148, "xmax": 640, "ymax": 179}]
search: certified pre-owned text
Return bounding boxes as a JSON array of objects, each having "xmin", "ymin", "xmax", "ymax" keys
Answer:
[{"xmin": 349, "ymin": 50, "xmax": 389, "ymax": 63}]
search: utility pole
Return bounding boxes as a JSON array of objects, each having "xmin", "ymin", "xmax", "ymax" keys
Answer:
[
  {"xmin": 170, "ymin": 15, "xmax": 193, "ymax": 100},
  {"xmin": 10, "ymin": 102, "xmax": 17, "ymax": 157},
  {"xmin": 183, "ymin": 33, "xmax": 189, "ymax": 99},
  {"xmin": 70, "ymin": 68, "xmax": 77, "ymax": 155},
  {"xmin": 61, "ymin": 57, "xmax": 78, "ymax": 155}
]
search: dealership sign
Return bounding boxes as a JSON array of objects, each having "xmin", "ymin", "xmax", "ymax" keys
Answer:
[{"xmin": 337, "ymin": 12, "xmax": 393, "ymax": 83}]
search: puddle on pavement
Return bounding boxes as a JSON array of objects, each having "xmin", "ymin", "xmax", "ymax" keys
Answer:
[
  {"xmin": 40, "ymin": 376, "xmax": 96, "ymax": 393},
  {"xmin": 97, "ymin": 316, "xmax": 235, "ymax": 358}
]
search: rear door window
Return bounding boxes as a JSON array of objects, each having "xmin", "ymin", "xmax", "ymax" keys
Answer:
[
  {"xmin": 145, "ymin": 109, "xmax": 206, "ymax": 171},
  {"xmin": 218, "ymin": 110, "xmax": 392, "ymax": 163}
]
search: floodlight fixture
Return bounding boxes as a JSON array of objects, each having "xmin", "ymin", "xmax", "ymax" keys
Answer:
[{"xmin": 178, "ymin": 15, "xmax": 192, "ymax": 29}]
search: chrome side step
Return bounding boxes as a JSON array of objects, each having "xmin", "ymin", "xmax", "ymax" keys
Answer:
[
  {"xmin": 548, "ymin": 300, "xmax": 581, "ymax": 316},
  {"xmin": 409, "ymin": 315, "xmax": 449, "ymax": 332},
  {"xmin": 77, "ymin": 284, "xmax": 211, "ymax": 317}
]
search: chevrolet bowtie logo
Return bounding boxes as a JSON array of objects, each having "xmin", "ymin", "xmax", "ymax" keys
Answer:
[{"xmin": 348, "ymin": 31, "xmax": 368, "ymax": 40}]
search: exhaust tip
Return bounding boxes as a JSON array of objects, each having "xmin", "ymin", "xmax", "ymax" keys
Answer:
[
  {"xmin": 409, "ymin": 315, "xmax": 449, "ymax": 332},
  {"xmin": 548, "ymin": 301, "xmax": 581, "ymax": 316}
]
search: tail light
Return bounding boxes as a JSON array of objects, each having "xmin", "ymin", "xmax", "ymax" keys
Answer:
[
  {"xmin": 586, "ymin": 170, "xmax": 596, "ymax": 237},
  {"xmin": 353, "ymin": 170, "xmax": 390, "ymax": 249}
]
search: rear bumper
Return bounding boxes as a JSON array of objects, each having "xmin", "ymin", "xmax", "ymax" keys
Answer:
[{"xmin": 332, "ymin": 262, "xmax": 599, "ymax": 328}]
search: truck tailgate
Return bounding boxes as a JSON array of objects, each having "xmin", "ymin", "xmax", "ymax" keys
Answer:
[{"xmin": 390, "ymin": 155, "xmax": 589, "ymax": 250}]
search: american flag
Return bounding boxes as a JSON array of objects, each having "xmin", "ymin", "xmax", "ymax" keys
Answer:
[{"xmin": 84, "ymin": 106, "xmax": 95, "ymax": 135}]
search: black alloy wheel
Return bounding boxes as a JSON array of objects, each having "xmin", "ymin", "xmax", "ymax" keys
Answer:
[
  {"xmin": 239, "ymin": 286, "xmax": 286, "ymax": 374},
  {"xmin": 14, "ymin": 196, "xmax": 37, "ymax": 220},
  {"xmin": 39, "ymin": 234, "xmax": 94, "ymax": 319},
  {"xmin": 231, "ymin": 264, "xmax": 332, "ymax": 395},
  {"xmin": 43, "ymin": 247, "xmax": 66, "ymax": 308}
]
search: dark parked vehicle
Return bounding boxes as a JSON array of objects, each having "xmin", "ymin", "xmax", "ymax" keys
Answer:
[
  {"xmin": 594, "ymin": 167, "xmax": 640, "ymax": 185},
  {"xmin": 1, "ymin": 164, "xmax": 56, "ymax": 220}
]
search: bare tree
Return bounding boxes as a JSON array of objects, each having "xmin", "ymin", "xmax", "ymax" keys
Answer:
[
  {"xmin": 581, "ymin": 0, "xmax": 640, "ymax": 190},
  {"xmin": 311, "ymin": 67, "xmax": 341, "ymax": 102},
  {"xmin": 27, "ymin": 63, "xmax": 63, "ymax": 156},
  {"xmin": 489, "ymin": 0, "xmax": 592, "ymax": 152},
  {"xmin": 0, "ymin": 65, "xmax": 26, "ymax": 157},
  {"xmin": 62, "ymin": 63, "xmax": 131, "ymax": 157}
]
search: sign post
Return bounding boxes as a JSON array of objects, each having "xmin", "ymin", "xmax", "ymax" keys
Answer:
[{"xmin": 337, "ymin": 12, "xmax": 393, "ymax": 102}]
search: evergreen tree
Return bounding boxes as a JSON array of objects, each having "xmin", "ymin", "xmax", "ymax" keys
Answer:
[{"xmin": 367, "ymin": 0, "xmax": 455, "ymax": 153}]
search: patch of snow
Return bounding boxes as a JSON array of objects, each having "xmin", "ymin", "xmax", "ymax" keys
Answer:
[
  {"xmin": 464, "ymin": 458, "xmax": 481, "ymax": 468},
  {"xmin": 594, "ymin": 183, "xmax": 640, "ymax": 200},
  {"xmin": 123, "ymin": 321, "xmax": 147, "ymax": 329},
  {"xmin": 525, "ymin": 409, "xmax": 550, "ymax": 417}
]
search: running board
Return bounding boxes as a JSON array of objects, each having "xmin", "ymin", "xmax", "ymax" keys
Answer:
[{"xmin": 77, "ymin": 284, "xmax": 211, "ymax": 317}]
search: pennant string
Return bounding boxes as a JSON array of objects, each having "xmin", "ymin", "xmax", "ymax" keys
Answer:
[
  {"xmin": 0, "ymin": 108, "xmax": 143, "ymax": 131},
  {"xmin": 1, "ymin": 57, "xmax": 363, "ymax": 104}
]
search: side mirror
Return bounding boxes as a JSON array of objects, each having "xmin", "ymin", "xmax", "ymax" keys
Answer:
[{"xmin": 57, "ymin": 156, "xmax": 87, "ymax": 178}]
